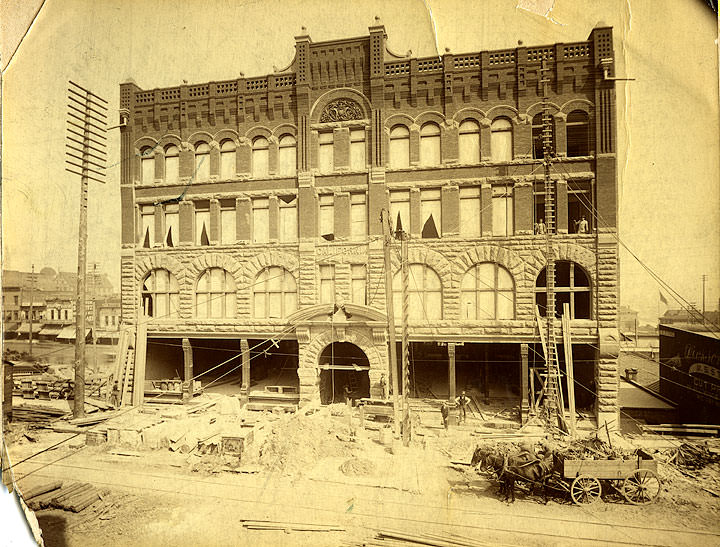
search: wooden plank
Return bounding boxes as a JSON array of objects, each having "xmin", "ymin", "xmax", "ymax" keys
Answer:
[
  {"xmin": 133, "ymin": 316, "xmax": 148, "ymax": 407},
  {"xmin": 120, "ymin": 345, "xmax": 133, "ymax": 408},
  {"xmin": 563, "ymin": 459, "xmax": 657, "ymax": 478},
  {"xmin": 21, "ymin": 481, "xmax": 63, "ymax": 500},
  {"xmin": 562, "ymin": 304, "xmax": 577, "ymax": 436}
]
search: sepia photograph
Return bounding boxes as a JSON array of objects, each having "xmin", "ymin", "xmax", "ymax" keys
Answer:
[{"xmin": 1, "ymin": 0, "xmax": 719, "ymax": 545}]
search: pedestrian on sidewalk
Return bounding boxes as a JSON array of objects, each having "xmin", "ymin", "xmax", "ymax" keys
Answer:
[{"xmin": 455, "ymin": 391, "xmax": 469, "ymax": 424}]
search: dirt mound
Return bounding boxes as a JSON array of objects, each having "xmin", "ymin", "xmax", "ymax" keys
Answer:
[
  {"xmin": 247, "ymin": 411, "xmax": 354, "ymax": 476},
  {"xmin": 339, "ymin": 457, "xmax": 375, "ymax": 476}
]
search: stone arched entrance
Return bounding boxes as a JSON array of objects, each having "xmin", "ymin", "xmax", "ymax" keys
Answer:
[{"xmin": 318, "ymin": 342, "xmax": 371, "ymax": 404}]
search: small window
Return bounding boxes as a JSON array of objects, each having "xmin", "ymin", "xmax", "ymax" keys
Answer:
[
  {"xmin": 492, "ymin": 185, "xmax": 514, "ymax": 236},
  {"xmin": 278, "ymin": 135, "xmax": 297, "ymax": 176},
  {"xmin": 419, "ymin": 123, "xmax": 441, "ymax": 166},
  {"xmin": 220, "ymin": 140, "xmax": 236, "ymax": 180},
  {"xmin": 566, "ymin": 110, "xmax": 590, "ymax": 157},
  {"xmin": 140, "ymin": 146, "xmax": 155, "ymax": 183},
  {"xmin": 458, "ymin": 120, "xmax": 480, "ymax": 164},
  {"xmin": 279, "ymin": 195, "xmax": 298, "ymax": 242},
  {"xmin": 490, "ymin": 118, "xmax": 513, "ymax": 162},
  {"xmin": 388, "ymin": 125, "xmax": 410, "ymax": 168},
  {"xmin": 459, "ymin": 187, "xmax": 482, "ymax": 237},
  {"xmin": 252, "ymin": 198, "xmax": 269, "ymax": 243},
  {"xmin": 349, "ymin": 129, "xmax": 366, "ymax": 170},
  {"xmin": 164, "ymin": 204, "xmax": 179, "ymax": 247},
  {"xmin": 319, "ymin": 265, "xmax": 335, "ymax": 304},
  {"xmin": 351, "ymin": 265, "xmax": 367, "ymax": 305},
  {"xmin": 164, "ymin": 145, "xmax": 179, "ymax": 182},
  {"xmin": 350, "ymin": 193, "xmax": 367, "ymax": 241},
  {"xmin": 318, "ymin": 132, "xmax": 334, "ymax": 174},
  {"xmin": 420, "ymin": 189, "xmax": 441, "ymax": 238},
  {"xmin": 319, "ymin": 194, "xmax": 334, "ymax": 240},
  {"xmin": 194, "ymin": 142, "xmax": 210, "ymax": 181},
  {"xmin": 252, "ymin": 136, "xmax": 269, "ymax": 178}
]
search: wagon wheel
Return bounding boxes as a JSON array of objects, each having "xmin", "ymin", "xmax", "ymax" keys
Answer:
[
  {"xmin": 622, "ymin": 469, "xmax": 660, "ymax": 505},
  {"xmin": 570, "ymin": 475, "xmax": 602, "ymax": 505}
]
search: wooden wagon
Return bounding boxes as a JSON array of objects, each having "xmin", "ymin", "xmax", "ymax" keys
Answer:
[{"xmin": 559, "ymin": 452, "xmax": 660, "ymax": 505}]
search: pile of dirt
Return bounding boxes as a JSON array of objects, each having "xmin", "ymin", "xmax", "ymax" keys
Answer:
[
  {"xmin": 247, "ymin": 411, "xmax": 355, "ymax": 476},
  {"xmin": 339, "ymin": 457, "xmax": 375, "ymax": 476}
]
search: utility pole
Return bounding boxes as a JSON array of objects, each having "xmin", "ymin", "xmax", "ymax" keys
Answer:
[
  {"xmin": 65, "ymin": 81, "xmax": 108, "ymax": 418},
  {"xmin": 381, "ymin": 210, "xmax": 402, "ymax": 439},
  {"xmin": 92, "ymin": 263, "xmax": 99, "ymax": 375},
  {"xmin": 702, "ymin": 274, "xmax": 707, "ymax": 318},
  {"xmin": 399, "ymin": 228, "xmax": 411, "ymax": 446},
  {"xmin": 28, "ymin": 264, "xmax": 35, "ymax": 356}
]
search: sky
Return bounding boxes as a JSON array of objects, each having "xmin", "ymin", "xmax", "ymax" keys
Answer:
[{"xmin": 2, "ymin": 0, "xmax": 719, "ymax": 325}]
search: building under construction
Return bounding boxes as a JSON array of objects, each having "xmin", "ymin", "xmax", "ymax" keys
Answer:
[{"xmin": 116, "ymin": 23, "xmax": 619, "ymax": 427}]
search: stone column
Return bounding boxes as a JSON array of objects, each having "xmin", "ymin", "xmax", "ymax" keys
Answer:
[
  {"xmin": 597, "ymin": 328, "xmax": 619, "ymax": 430},
  {"xmin": 240, "ymin": 339, "xmax": 250, "ymax": 398},
  {"xmin": 448, "ymin": 342, "xmax": 456, "ymax": 400},
  {"xmin": 556, "ymin": 179, "xmax": 568, "ymax": 234},
  {"xmin": 520, "ymin": 343, "xmax": 529, "ymax": 422},
  {"xmin": 182, "ymin": 338, "xmax": 194, "ymax": 403},
  {"xmin": 481, "ymin": 183, "xmax": 493, "ymax": 237}
]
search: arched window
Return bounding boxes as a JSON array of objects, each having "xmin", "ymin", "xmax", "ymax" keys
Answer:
[
  {"xmin": 141, "ymin": 269, "xmax": 179, "ymax": 319},
  {"xmin": 278, "ymin": 134, "xmax": 297, "ymax": 176},
  {"xmin": 219, "ymin": 139, "xmax": 236, "ymax": 180},
  {"xmin": 458, "ymin": 120, "xmax": 480, "ymax": 164},
  {"xmin": 532, "ymin": 113, "xmax": 555, "ymax": 159},
  {"xmin": 388, "ymin": 125, "xmax": 410, "ymax": 168},
  {"xmin": 535, "ymin": 261, "xmax": 591, "ymax": 319},
  {"xmin": 419, "ymin": 122, "xmax": 441, "ymax": 166},
  {"xmin": 140, "ymin": 146, "xmax": 155, "ymax": 183},
  {"xmin": 461, "ymin": 263, "xmax": 515, "ymax": 320},
  {"xmin": 194, "ymin": 142, "xmax": 210, "ymax": 181},
  {"xmin": 393, "ymin": 264, "xmax": 442, "ymax": 320},
  {"xmin": 253, "ymin": 266, "xmax": 298, "ymax": 318},
  {"xmin": 195, "ymin": 268, "xmax": 236, "ymax": 318},
  {"xmin": 164, "ymin": 145, "xmax": 179, "ymax": 182},
  {"xmin": 490, "ymin": 118, "xmax": 513, "ymax": 162},
  {"xmin": 252, "ymin": 136, "xmax": 269, "ymax": 177},
  {"xmin": 566, "ymin": 110, "xmax": 590, "ymax": 157}
]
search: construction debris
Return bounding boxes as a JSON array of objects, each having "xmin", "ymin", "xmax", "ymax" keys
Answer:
[
  {"xmin": 673, "ymin": 442, "xmax": 720, "ymax": 470},
  {"xmin": 240, "ymin": 519, "xmax": 344, "ymax": 532},
  {"xmin": 26, "ymin": 481, "xmax": 102, "ymax": 513}
]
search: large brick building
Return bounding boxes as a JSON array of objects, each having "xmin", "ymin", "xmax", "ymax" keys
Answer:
[{"xmin": 118, "ymin": 23, "xmax": 620, "ymax": 426}]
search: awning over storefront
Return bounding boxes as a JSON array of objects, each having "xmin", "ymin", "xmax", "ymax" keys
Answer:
[
  {"xmin": 57, "ymin": 326, "xmax": 91, "ymax": 340},
  {"xmin": 38, "ymin": 325, "xmax": 63, "ymax": 336},
  {"xmin": 94, "ymin": 330, "xmax": 120, "ymax": 340},
  {"xmin": 17, "ymin": 323, "xmax": 42, "ymax": 334},
  {"xmin": 3, "ymin": 323, "xmax": 20, "ymax": 333}
]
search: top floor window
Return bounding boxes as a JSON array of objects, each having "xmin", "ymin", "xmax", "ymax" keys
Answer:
[
  {"xmin": 350, "ymin": 128, "xmax": 366, "ymax": 170},
  {"xmin": 532, "ymin": 113, "xmax": 555, "ymax": 160},
  {"xmin": 252, "ymin": 136, "xmax": 269, "ymax": 178},
  {"xmin": 220, "ymin": 139, "xmax": 236, "ymax": 180},
  {"xmin": 318, "ymin": 132, "xmax": 334, "ymax": 174},
  {"xmin": 419, "ymin": 122, "xmax": 441, "ymax": 166},
  {"xmin": 278, "ymin": 134, "xmax": 297, "ymax": 176},
  {"xmin": 458, "ymin": 120, "xmax": 480, "ymax": 164},
  {"xmin": 195, "ymin": 142, "xmax": 210, "ymax": 180},
  {"xmin": 140, "ymin": 146, "xmax": 155, "ymax": 183},
  {"xmin": 490, "ymin": 118, "xmax": 513, "ymax": 162},
  {"xmin": 566, "ymin": 110, "xmax": 590, "ymax": 157},
  {"xmin": 164, "ymin": 144, "xmax": 179, "ymax": 182},
  {"xmin": 388, "ymin": 125, "xmax": 410, "ymax": 168}
]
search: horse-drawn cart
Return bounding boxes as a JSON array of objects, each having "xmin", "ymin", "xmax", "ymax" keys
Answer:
[{"xmin": 559, "ymin": 452, "xmax": 660, "ymax": 505}]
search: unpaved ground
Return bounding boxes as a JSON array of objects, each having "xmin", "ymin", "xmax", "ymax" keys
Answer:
[{"xmin": 5, "ymin": 408, "xmax": 720, "ymax": 547}]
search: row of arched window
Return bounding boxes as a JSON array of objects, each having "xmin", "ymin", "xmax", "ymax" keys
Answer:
[
  {"xmin": 141, "ymin": 260, "xmax": 591, "ymax": 321},
  {"xmin": 138, "ymin": 110, "xmax": 591, "ymax": 183}
]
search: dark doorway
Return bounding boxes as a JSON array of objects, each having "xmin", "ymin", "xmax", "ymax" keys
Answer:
[{"xmin": 318, "ymin": 342, "xmax": 370, "ymax": 404}]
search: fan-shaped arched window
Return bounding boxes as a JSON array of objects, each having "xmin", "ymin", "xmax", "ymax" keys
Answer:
[
  {"xmin": 535, "ymin": 261, "xmax": 591, "ymax": 319},
  {"xmin": 194, "ymin": 142, "xmax": 210, "ymax": 181},
  {"xmin": 461, "ymin": 263, "xmax": 515, "ymax": 319},
  {"xmin": 195, "ymin": 268, "xmax": 236, "ymax": 318},
  {"xmin": 219, "ymin": 139, "xmax": 236, "ymax": 180},
  {"xmin": 388, "ymin": 125, "xmax": 410, "ymax": 168},
  {"xmin": 140, "ymin": 146, "xmax": 155, "ymax": 183},
  {"xmin": 566, "ymin": 110, "xmax": 590, "ymax": 157},
  {"xmin": 252, "ymin": 136, "xmax": 269, "ymax": 178},
  {"xmin": 393, "ymin": 264, "xmax": 442, "ymax": 320},
  {"xmin": 490, "ymin": 118, "xmax": 513, "ymax": 162},
  {"xmin": 164, "ymin": 145, "xmax": 179, "ymax": 182},
  {"xmin": 278, "ymin": 134, "xmax": 297, "ymax": 176},
  {"xmin": 253, "ymin": 267, "xmax": 298, "ymax": 318},
  {"xmin": 419, "ymin": 122, "xmax": 441, "ymax": 166},
  {"xmin": 458, "ymin": 120, "xmax": 480, "ymax": 164},
  {"xmin": 141, "ymin": 269, "xmax": 179, "ymax": 319}
]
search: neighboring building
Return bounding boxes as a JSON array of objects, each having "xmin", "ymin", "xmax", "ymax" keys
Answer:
[
  {"xmin": 659, "ymin": 325, "xmax": 720, "ymax": 424},
  {"xmin": 118, "ymin": 23, "xmax": 620, "ymax": 426},
  {"xmin": 660, "ymin": 308, "xmax": 720, "ymax": 334},
  {"xmin": 618, "ymin": 305, "xmax": 638, "ymax": 333}
]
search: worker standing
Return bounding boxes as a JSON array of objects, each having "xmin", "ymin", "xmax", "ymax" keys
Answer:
[
  {"xmin": 379, "ymin": 373, "xmax": 388, "ymax": 400},
  {"xmin": 455, "ymin": 391, "xmax": 469, "ymax": 424},
  {"xmin": 440, "ymin": 401, "xmax": 450, "ymax": 430}
]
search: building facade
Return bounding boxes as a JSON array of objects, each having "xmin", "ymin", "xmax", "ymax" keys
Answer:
[{"xmin": 119, "ymin": 24, "xmax": 620, "ymax": 425}]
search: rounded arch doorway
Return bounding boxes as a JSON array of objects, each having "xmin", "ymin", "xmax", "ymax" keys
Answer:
[{"xmin": 318, "ymin": 342, "xmax": 371, "ymax": 404}]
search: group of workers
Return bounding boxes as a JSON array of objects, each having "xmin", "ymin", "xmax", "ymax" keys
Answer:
[{"xmin": 534, "ymin": 216, "xmax": 590, "ymax": 235}]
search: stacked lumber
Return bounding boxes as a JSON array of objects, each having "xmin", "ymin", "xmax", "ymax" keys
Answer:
[
  {"xmin": 67, "ymin": 410, "xmax": 121, "ymax": 427},
  {"xmin": 240, "ymin": 519, "xmax": 344, "ymax": 532},
  {"xmin": 345, "ymin": 528, "xmax": 488, "ymax": 546},
  {"xmin": 12, "ymin": 403, "xmax": 69, "ymax": 423},
  {"xmin": 25, "ymin": 482, "xmax": 102, "ymax": 513},
  {"xmin": 640, "ymin": 424, "xmax": 720, "ymax": 437}
]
